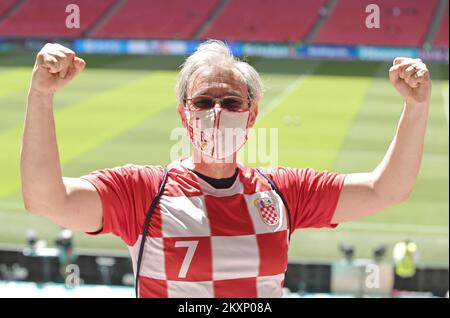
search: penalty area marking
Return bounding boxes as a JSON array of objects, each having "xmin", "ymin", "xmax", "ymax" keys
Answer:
[{"xmin": 258, "ymin": 74, "xmax": 309, "ymax": 120}]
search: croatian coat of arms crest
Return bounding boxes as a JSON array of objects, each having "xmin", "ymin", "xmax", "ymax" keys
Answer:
[{"xmin": 254, "ymin": 197, "xmax": 279, "ymax": 226}]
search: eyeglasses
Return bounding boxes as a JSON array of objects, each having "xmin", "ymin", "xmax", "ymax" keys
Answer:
[{"xmin": 184, "ymin": 95, "xmax": 251, "ymax": 111}]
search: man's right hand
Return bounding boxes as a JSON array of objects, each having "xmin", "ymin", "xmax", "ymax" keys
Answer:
[{"xmin": 31, "ymin": 43, "xmax": 86, "ymax": 95}]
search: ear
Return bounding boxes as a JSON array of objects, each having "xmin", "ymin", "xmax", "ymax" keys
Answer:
[
  {"xmin": 248, "ymin": 103, "xmax": 259, "ymax": 128},
  {"xmin": 177, "ymin": 103, "xmax": 187, "ymax": 128}
]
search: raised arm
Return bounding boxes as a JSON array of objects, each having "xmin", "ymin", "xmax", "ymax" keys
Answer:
[
  {"xmin": 332, "ymin": 57, "xmax": 432, "ymax": 223},
  {"xmin": 21, "ymin": 43, "xmax": 102, "ymax": 232}
]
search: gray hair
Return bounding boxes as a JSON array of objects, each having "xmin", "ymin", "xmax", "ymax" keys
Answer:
[{"xmin": 175, "ymin": 40, "xmax": 263, "ymax": 104}]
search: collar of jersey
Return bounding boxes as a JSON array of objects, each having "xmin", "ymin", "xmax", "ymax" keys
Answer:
[{"xmin": 173, "ymin": 157, "xmax": 245, "ymax": 197}]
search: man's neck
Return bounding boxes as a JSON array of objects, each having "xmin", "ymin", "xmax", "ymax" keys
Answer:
[{"xmin": 184, "ymin": 152, "xmax": 238, "ymax": 179}]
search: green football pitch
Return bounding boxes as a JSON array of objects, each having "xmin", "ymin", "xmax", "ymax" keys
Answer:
[{"xmin": 0, "ymin": 52, "xmax": 448, "ymax": 265}]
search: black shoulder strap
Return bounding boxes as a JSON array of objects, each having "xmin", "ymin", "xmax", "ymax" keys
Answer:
[
  {"xmin": 256, "ymin": 168, "xmax": 293, "ymax": 241},
  {"xmin": 135, "ymin": 166, "xmax": 169, "ymax": 298}
]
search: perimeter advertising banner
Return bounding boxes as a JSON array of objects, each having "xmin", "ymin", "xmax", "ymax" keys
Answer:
[{"xmin": 2, "ymin": 38, "xmax": 447, "ymax": 63}]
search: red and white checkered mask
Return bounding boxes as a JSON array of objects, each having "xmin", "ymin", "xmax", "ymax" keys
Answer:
[{"xmin": 185, "ymin": 107, "xmax": 250, "ymax": 160}]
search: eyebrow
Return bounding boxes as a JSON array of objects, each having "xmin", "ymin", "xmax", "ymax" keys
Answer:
[{"xmin": 192, "ymin": 90, "xmax": 243, "ymax": 98}]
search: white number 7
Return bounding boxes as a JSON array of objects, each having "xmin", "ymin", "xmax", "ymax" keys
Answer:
[{"xmin": 174, "ymin": 240, "xmax": 199, "ymax": 278}]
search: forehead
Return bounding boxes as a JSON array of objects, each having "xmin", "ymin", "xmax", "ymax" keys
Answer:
[{"xmin": 187, "ymin": 66, "xmax": 247, "ymax": 97}]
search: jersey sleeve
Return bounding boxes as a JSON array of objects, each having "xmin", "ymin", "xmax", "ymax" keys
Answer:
[
  {"xmin": 80, "ymin": 164, "xmax": 164, "ymax": 245},
  {"xmin": 269, "ymin": 167, "xmax": 346, "ymax": 231}
]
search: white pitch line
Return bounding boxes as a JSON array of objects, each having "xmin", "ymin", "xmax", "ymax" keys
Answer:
[
  {"xmin": 258, "ymin": 74, "xmax": 308, "ymax": 120},
  {"xmin": 442, "ymin": 86, "xmax": 449, "ymax": 127},
  {"xmin": 340, "ymin": 222, "xmax": 449, "ymax": 235}
]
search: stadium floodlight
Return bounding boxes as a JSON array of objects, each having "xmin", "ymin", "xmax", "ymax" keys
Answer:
[
  {"xmin": 96, "ymin": 257, "xmax": 116, "ymax": 285},
  {"xmin": 55, "ymin": 228, "xmax": 73, "ymax": 250},
  {"xmin": 25, "ymin": 229, "xmax": 37, "ymax": 249},
  {"xmin": 24, "ymin": 229, "xmax": 48, "ymax": 256},
  {"xmin": 373, "ymin": 244, "xmax": 386, "ymax": 262},
  {"xmin": 339, "ymin": 242, "xmax": 354, "ymax": 262}
]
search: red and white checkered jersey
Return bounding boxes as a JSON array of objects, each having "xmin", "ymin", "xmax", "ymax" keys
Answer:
[{"xmin": 81, "ymin": 159, "xmax": 346, "ymax": 298}]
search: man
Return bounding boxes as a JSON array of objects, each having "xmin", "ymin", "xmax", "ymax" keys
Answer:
[{"xmin": 21, "ymin": 40, "xmax": 431, "ymax": 298}]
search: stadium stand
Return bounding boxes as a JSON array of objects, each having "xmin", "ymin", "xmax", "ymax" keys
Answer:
[
  {"xmin": 201, "ymin": 0, "xmax": 327, "ymax": 43},
  {"xmin": 313, "ymin": 0, "xmax": 438, "ymax": 47},
  {"xmin": 0, "ymin": 0, "xmax": 115, "ymax": 38},
  {"xmin": 92, "ymin": 0, "xmax": 220, "ymax": 39},
  {"xmin": 0, "ymin": 0, "xmax": 17, "ymax": 17},
  {"xmin": 0, "ymin": 0, "xmax": 445, "ymax": 48},
  {"xmin": 432, "ymin": 4, "xmax": 449, "ymax": 48}
]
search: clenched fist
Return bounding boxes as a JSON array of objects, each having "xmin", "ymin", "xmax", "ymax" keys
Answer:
[
  {"xmin": 30, "ymin": 43, "xmax": 86, "ymax": 95},
  {"xmin": 389, "ymin": 57, "xmax": 432, "ymax": 106}
]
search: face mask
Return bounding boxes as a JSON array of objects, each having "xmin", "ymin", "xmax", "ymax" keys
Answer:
[{"xmin": 185, "ymin": 107, "xmax": 250, "ymax": 160}]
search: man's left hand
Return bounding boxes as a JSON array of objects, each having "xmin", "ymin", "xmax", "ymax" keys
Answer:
[{"xmin": 389, "ymin": 57, "xmax": 432, "ymax": 106}]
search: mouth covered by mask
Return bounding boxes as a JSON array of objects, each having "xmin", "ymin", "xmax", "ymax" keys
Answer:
[{"xmin": 185, "ymin": 107, "xmax": 250, "ymax": 160}]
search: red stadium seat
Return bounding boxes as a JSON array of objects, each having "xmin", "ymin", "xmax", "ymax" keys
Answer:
[
  {"xmin": 433, "ymin": 5, "xmax": 449, "ymax": 48},
  {"xmin": 203, "ymin": 0, "xmax": 327, "ymax": 43},
  {"xmin": 0, "ymin": 0, "xmax": 443, "ymax": 48},
  {"xmin": 0, "ymin": 0, "xmax": 115, "ymax": 38},
  {"xmin": 314, "ymin": 0, "xmax": 438, "ymax": 47},
  {"xmin": 93, "ymin": 0, "xmax": 220, "ymax": 39},
  {"xmin": 0, "ymin": 0, "xmax": 16, "ymax": 17}
]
